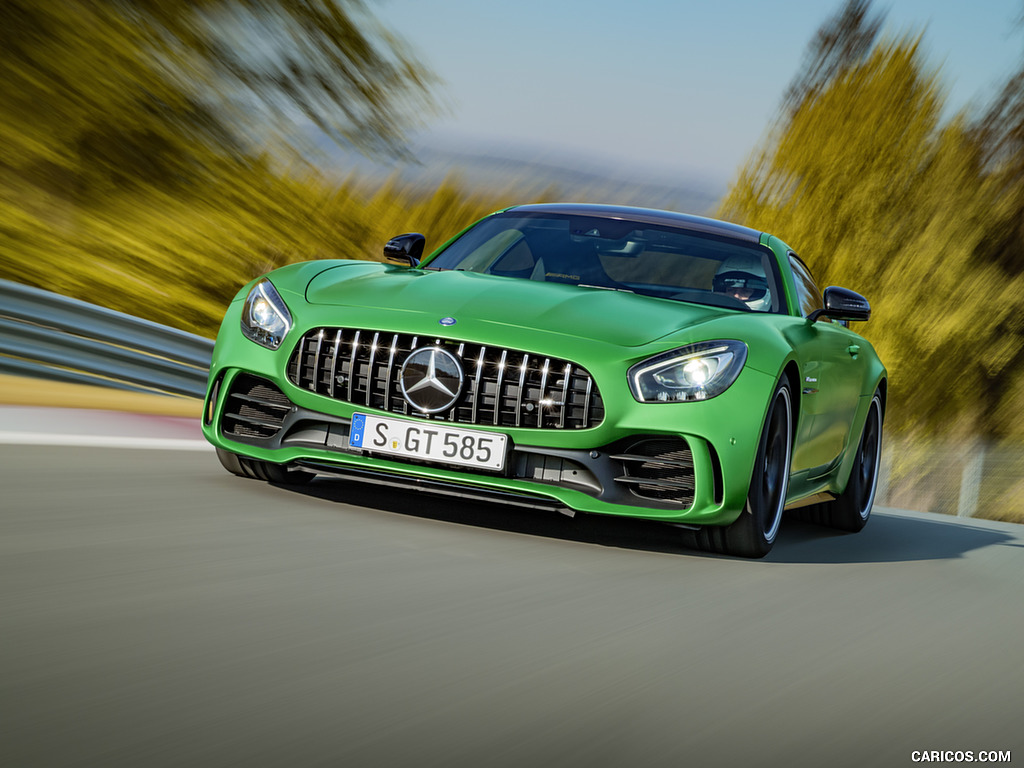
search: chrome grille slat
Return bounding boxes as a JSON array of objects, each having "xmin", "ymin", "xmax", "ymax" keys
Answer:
[
  {"xmin": 515, "ymin": 354, "xmax": 528, "ymax": 428},
  {"xmin": 471, "ymin": 347, "xmax": 485, "ymax": 424},
  {"xmin": 537, "ymin": 358, "xmax": 550, "ymax": 429},
  {"xmin": 558, "ymin": 364, "xmax": 571, "ymax": 429},
  {"xmin": 384, "ymin": 334, "xmax": 399, "ymax": 411},
  {"xmin": 366, "ymin": 332, "xmax": 380, "ymax": 407},
  {"xmin": 347, "ymin": 330, "xmax": 361, "ymax": 402},
  {"xmin": 404, "ymin": 336, "xmax": 419, "ymax": 416},
  {"xmin": 450, "ymin": 342, "xmax": 467, "ymax": 422},
  {"xmin": 287, "ymin": 328, "xmax": 604, "ymax": 430},
  {"xmin": 493, "ymin": 350, "xmax": 507, "ymax": 426},
  {"xmin": 582, "ymin": 376, "xmax": 594, "ymax": 429},
  {"xmin": 328, "ymin": 329, "xmax": 342, "ymax": 398},
  {"xmin": 312, "ymin": 330, "xmax": 324, "ymax": 391},
  {"xmin": 297, "ymin": 335, "xmax": 309, "ymax": 389}
]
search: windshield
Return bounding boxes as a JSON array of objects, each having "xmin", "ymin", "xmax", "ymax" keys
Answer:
[{"xmin": 425, "ymin": 212, "xmax": 782, "ymax": 313}]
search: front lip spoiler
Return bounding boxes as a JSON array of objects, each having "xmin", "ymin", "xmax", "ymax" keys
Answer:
[{"xmin": 294, "ymin": 459, "xmax": 574, "ymax": 514}]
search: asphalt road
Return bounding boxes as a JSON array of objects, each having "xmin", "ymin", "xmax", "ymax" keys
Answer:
[{"xmin": 2, "ymin": 438, "xmax": 1023, "ymax": 768}]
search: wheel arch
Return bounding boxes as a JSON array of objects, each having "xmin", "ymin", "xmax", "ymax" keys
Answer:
[
  {"xmin": 781, "ymin": 359, "xmax": 802, "ymax": 443},
  {"xmin": 831, "ymin": 378, "xmax": 886, "ymax": 496},
  {"xmin": 876, "ymin": 376, "xmax": 888, "ymax": 422}
]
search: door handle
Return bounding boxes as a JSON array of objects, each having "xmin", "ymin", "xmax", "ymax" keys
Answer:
[{"xmin": 847, "ymin": 344, "xmax": 860, "ymax": 358}]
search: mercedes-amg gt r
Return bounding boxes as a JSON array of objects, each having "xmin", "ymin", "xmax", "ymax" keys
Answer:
[{"xmin": 202, "ymin": 204, "xmax": 886, "ymax": 558}]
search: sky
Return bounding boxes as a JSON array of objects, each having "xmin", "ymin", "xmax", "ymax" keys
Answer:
[{"xmin": 374, "ymin": 0, "xmax": 1023, "ymax": 189}]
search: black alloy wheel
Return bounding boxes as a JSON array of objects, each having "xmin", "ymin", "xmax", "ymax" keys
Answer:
[{"xmin": 692, "ymin": 378, "xmax": 793, "ymax": 558}]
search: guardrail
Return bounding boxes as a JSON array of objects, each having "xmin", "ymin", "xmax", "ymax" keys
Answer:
[
  {"xmin": 879, "ymin": 438, "xmax": 1022, "ymax": 522},
  {"xmin": 0, "ymin": 279, "xmax": 214, "ymax": 398}
]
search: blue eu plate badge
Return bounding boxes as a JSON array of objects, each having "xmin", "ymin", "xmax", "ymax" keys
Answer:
[{"xmin": 350, "ymin": 413, "xmax": 366, "ymax": 447}]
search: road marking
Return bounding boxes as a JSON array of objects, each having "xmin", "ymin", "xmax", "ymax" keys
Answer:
[{"xmin": 0, "ymin": 432, "xmax": 213, "ymax": 451}]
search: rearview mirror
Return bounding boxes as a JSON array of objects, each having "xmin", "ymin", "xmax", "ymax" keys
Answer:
[
  {"xmin": 808, "ymin": 286, "xmax": 871, "ymax": 323},
  {"xmin": 383, "ymin": 233, "xmax": 425, "ymax": 267}
]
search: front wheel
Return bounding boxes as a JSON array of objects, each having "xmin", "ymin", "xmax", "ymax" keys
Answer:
[{"xmin": 693, "ymin": 378, "xmax": 793, "ymax": 558}]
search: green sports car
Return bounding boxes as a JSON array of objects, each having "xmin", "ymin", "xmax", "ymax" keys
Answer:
[{"xmin": 202, "ymin": 203, "xmax": 886, "ymax": 558}]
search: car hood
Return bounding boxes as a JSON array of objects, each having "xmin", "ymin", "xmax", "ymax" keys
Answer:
[{"xmin": 304, "ymin": 263, "xmax": 730, "ymax": 347}]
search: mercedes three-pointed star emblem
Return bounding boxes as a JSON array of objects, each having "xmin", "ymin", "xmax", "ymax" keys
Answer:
[{"xmin": 399, "ymin": 346, "xmax": 465, "ymax": 413}]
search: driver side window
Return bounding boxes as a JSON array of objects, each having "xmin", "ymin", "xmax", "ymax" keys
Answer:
[{"xmin": 789, "ymin": 254, "xmax": 824, "ymax": 317}]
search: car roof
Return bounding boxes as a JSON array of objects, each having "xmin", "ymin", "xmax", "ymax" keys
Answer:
[{"xmin": 504, "ymin": 203, "xmax": 763, "ymax": 244}]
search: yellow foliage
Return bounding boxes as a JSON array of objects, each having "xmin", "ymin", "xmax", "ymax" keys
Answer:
[
  {"xmin": 0, "ymin": 164, "xmax": 554, "ymax": 338},
  {"xmin": 719, "ymin": 31, "xmax": 1024, "ymax": 442}
]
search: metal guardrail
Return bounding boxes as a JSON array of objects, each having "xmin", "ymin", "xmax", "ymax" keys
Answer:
[
  {"xmin": 879, "ymin": 439, "xmax": 1023, "ymax": 521},
  {"xmin": 0, "ymin": 279, "xmax": 214, "ymax": 398}
]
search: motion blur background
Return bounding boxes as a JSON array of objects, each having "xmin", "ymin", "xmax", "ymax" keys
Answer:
[{"xmin": 2, "ymin": 0, "xmax": 1024, "ymax": 521}]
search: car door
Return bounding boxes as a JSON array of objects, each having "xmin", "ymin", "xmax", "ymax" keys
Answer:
[
  {"xmin": 813, "ymin": 319, "xmax": 867, "ymax": 464},
  {"xmin": 788, "ymin": 255, "xmax": 863, "ymax": 473}
]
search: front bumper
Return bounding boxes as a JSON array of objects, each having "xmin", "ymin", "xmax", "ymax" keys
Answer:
[{"xmin": 203, "ymin": 355, "xmax": 776, "ymax": 528}]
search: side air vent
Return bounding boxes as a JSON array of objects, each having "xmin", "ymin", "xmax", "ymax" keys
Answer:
[
  {"xmin": 221, "ymin": 373, "xmax": 292, "ymax": 441},
  {"xmin": 612, "ymin": 438, "xmax": 695, "ymax": 506}
]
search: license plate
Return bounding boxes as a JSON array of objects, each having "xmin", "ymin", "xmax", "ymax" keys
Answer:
[{"xmin": 349, "ymin": 413, "xmax": 507, "ymax": 471}]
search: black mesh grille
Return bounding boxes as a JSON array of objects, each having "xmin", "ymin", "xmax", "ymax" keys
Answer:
[
  {"xmin": 221, "ymin": 374, "xmax": 291, "ymax": 440},
  {"xmin": 612, "ymin": 438, "xmax": 695, "ymax": 506},
  {"xmin": 286, "ymin": 328, "xmax": 604, "ymax": 429}
]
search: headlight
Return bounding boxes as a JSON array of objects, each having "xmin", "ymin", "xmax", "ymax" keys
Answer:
[
  {"xmin": 628, "ymin": 341, "xmax": 747, "ymax": 402},
  {"xmin": 241, "ymin": 279, "xmax": 292, "ymax": 350}
]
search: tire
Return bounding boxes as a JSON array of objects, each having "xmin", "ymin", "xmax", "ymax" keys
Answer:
[
  {"xmin": 215, "ymin": 447, "xmax": 315, "ymax": 486},
  {"xmin": 798, "ymin": 391, "xmax": 883, "ymax": 532},
  {"xmin": 693, "ymin": 378, "xmax": 793, "ymax": 558}
]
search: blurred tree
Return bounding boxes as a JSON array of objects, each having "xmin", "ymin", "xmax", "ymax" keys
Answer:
[
  {"xmin": 123, "ymin": 0, "xmax": 438, "ymax": 157},
  {"xmin": 965, "ymin": 18, "xmax": 1024, "ymax": 439},
  {"xmin": 780, "ymin": 0, "xmax": 883, "ymax": 117},
  {"xmin": 718, "ymin": 0, "xmax": 1024, "ymax": 440},
  {"xmin": 0, "ymin": 0, "xmax": 436, "ymax": 198},
  {"xmin": 0, "ymin": 0, "xmax": 440, "ymax": 326}
]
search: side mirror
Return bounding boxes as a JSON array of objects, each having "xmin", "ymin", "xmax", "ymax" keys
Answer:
[
  {"xmin": 808, "ymin": 286, "xmax": 871, "ymax": 323},
  {"xmin": 383, "ymin": 233, "xmax": 425, "ymax": 267}
]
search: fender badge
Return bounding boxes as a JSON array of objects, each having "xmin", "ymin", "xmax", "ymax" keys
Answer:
[{"xmin": 439, "ymin": 317, "xmax": 457, "ymax": 327}]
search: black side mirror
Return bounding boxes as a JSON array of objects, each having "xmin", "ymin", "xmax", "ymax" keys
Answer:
[
  {"xmin": 808, "ymin": 286, "xmax": 871, "ymax": 323},
  {"xmin": 383, "ymin": 233, "xmax": 425, "ymax": 267}
]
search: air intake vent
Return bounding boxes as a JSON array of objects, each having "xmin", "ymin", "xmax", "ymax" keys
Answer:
[
  {"xmin": 612, "ymin": 438, "xmax": 695, "ymax": 506},
  {"xmin": 221, "ymin": 373, "xmax": 291, "ymax": 441},
  {"xmin": 286, "ymin": 328, "xmax": 604, "ymax": 430}
]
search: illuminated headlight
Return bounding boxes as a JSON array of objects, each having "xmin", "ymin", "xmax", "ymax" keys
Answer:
[
  {"xmin": 241, "ymin": 279, "xmax": 292, "ymax": 350},
  {"xmin": 628, "ymin": 341, "xmax": 747, "ymax": 402}
]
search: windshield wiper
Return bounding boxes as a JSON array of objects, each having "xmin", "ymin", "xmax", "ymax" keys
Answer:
[{"xmin": 578, "ymin": 284, "xmax": 634, "ymax": 293}]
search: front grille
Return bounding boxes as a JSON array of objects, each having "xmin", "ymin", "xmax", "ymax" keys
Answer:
[
  {"xmin": 286, "ymin": 328, "xmax": 604, "ymax": 429},
  {"xmin": 612, "ymin": 438, "xmax": 695, "ymax": 506},
  {"xmin": 221, "ymin": 373, "xmax": 291, "ymax": 440}
]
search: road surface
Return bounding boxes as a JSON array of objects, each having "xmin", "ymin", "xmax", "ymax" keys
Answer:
[{"xmin": 1, "ymin": 406, "xmax": 1022, "ymax": 767}]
